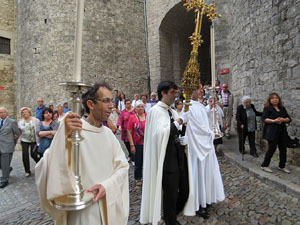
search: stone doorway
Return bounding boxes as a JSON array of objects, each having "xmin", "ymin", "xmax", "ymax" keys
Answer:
[{"xmin": 159, "ymin": 2, "xmax": 212, "ymax": 86}]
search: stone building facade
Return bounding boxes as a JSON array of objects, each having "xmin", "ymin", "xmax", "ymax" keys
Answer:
[
  {"xmin": 215, "ymin": 0, "xmax": 300, "ymax": 164},
  {"xmin": 0, "ymin": 0, "xmax": 16, "ymax": 118},
  {"xmin": 3, "ymin": 0, "xmax": 300, "ymax": 162},
  {"xmin": 15, "ymin": 0, "xmax": 148, "ymax": 114},
  {"xmin": 146, "ymin": 0, "xmax": 300, "ymax": 164}
]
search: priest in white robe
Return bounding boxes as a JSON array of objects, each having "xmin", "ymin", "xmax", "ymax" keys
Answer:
[
  {"xmin": 35, "ymin": 82, "xmax": 129, "ymax": 225},
  {"xmin": 140, "ymin": 81, "xmax": 195, "ymax": 225},
  {"xmin": 184, "ymin": 90, "xmax": 225, "ymax": 219}
]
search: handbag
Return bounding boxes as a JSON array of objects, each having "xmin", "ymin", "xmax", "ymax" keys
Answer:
[
  {"xmin": 287, "ymin": 136, "xmax": 300, "ymax": 148},
  {"xmin": 287, "ymin": 123, "xmax": 299, "ymax": 148},
  {"xmin": 135, "ymin": 114, "xmax": 145, "ymax": 138},
  {"xmin": 31, "ymin": 144, "xmax": 41, "ymax": 162}
]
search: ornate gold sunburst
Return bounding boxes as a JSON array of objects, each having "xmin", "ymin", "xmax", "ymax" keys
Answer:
[{"xmin": 181, "ymin": 0, "xmax": 221, "ymax": 112}]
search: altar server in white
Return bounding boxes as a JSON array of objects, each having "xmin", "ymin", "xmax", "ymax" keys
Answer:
[
  {"xmin": 184, "ymin": 90, "xmax": 225, "ymax": 219},
  {"xmin": 140, "ymin": 81, "xmax": 195, "ymax": 225},
  {"xmin": 35, "ymin": 82, "xmax": 129, "ymax": 225}
]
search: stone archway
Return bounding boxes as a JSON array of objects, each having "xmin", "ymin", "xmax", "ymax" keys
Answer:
[{"xmin": 158, "ymin": 2, "xmax": 212, "ymax": 86}]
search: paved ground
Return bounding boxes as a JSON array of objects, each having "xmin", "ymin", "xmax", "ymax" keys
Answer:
[
  {"xmin": 1, "ymin": 134, "xmax": 300, "ymax": 225},
  {"xmin": 219, "ymin": 132, "xmax": 300, "ymax": 198}
]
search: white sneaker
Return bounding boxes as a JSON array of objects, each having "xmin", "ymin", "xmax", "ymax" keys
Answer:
[
  {"xmin": 261, "ymin": 167, "xmax": 273, "ymax": 173},
  {"xmin": 278, "ymin": 167, "xmax": 291, "ymax": 174}
]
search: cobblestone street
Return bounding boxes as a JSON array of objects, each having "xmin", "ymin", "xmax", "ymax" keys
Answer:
[{"xmin": 1, "ymin": 138, "xmax": 300, "ymax": 225}]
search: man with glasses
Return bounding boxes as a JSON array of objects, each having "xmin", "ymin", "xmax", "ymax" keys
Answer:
[
  {"xmin": 36, "ymin": 97, "xmax": 46, "ymax": 121},
  {"xmin": 220, "ymin": 83, "xmax": 234, "ymax": 138},
  {"xmin": 140, "ymin": 81, "xmax": 194, "ymax": 225},
  {"xmin": 35, "ymin": 82, "xmax": 129, "ymax": 225}
]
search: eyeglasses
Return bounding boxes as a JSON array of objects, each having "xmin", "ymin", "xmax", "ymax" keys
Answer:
[{"xmin": 95, "ymin": 98, "xmax": 114, "ymax": 104}]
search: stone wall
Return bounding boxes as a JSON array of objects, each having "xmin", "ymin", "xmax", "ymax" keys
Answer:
[
  {"xmin": 146, "ymin": 0, "xmax": 180, "ymax": 90},
  {"xmin": 15, "ymin": 0, "xmax": 148, "ymax": 117},
  {"xmin": 0, "ymin": 0, "xmax": 16, "ymax": 118},
  {"xmin": 215, "ymin": 0, "xmax": 300, "ymax": 164}
]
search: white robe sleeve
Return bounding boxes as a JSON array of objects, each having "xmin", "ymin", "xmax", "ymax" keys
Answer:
[
  {"xmin": 100, "ymin": 139, "xmax": 129, "ymax": 225},
  {"xmin": 187, "ymin": 103, "xmax": 215, "ymax": 161},
  {"xmin": 35, "ymin": 121, "xmax": 76, "ymax": 225}
]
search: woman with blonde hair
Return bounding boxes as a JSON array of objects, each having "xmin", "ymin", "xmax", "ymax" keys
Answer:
[
  {"xmin": 18, "ymin": 107, "xmax": 40, "ymax": 177},
  {"xmin": 261, "ymin": 93, "xmax": 291, "ymax": 173},
  {"xmin": 127, "ymin": 100, "xmax": 147, "ymax": 187}
]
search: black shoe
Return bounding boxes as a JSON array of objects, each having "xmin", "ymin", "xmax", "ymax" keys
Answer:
[
  {"xmin": 250, "ymin": 152, "xmax": 258, "ymax": 158},
  {"xmin": 197, "ymin": 207, "xmax": 210, "ymax": 219},
  {"xmin": 176, "ymin": 221, "xmax": 182, "ymax": 225},
  {"xmin": 0, "ymin": 181, "xmax": 9, "ymax": 188}
]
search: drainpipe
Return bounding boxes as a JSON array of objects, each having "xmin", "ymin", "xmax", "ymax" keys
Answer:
[{"xmin": 143, "ymin": 0, "xmax": 151, "ymax": 96}]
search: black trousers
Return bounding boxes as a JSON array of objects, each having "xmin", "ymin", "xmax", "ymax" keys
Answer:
[
  {"xmin": 261, "ymin": 134, "xmax": 287, "ymax": 168},
  {"xmin": 124, "ymin": 141, "xmax": 134, "ymax": 161},
  {"xmin": 238, "ymin": 130, "xmax": 257, "ymax": 154},
  {"xmin": 162, "ymin": 154, "xmax": 189, "ymax": 225},
  {"xmin": 21, "ymin": 141, "xmax": 38, "ymax": 173},
  {"xmin": 134, "ymin": 145, "xmax": 143, "ymax": 180}
]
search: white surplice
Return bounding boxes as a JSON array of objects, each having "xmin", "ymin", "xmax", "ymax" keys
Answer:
[
  {"xmin": 140, "ymin": 101, "xmax": 195, "ymax": 225},
  {"xmin": 35, "ymin": 119, "xmax": 129, "ymax": 225},
  {"xmin": 186, "ymin": 100, "xmax": 225, "ymax": 210}
]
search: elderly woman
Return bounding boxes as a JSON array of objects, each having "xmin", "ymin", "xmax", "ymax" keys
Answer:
[
  {"xmin": 127, "ymin": 100, "xmax": 147, "ymax": 187},
  {"xmin": 36, "ymin": 108, "xmax": 59, "ymax": 157},
  {"xmin": 261, "ymin": 93, "xmax": 291, "ymax": 173},
  {"xmin": 236, "ymin": 96, "xmax": 262, "ymax": 157},
  {"xmin": 56, "ymin": 104, "xmax": 65, "ymax": 122},
  {"xmin": 18, "ymin": 107, "xmax": 40, "ymax": 177},
  {"xmin": 131, "ymin": 94, "xmax": 139, "ymax": 108}
]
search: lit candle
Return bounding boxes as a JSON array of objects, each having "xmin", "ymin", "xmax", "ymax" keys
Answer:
[
  {"xmin": 73, "ymin": 0, "xmax": 85, "ymax": 82},
  {"xmin": 210, "ymin": 25, "xmax": 215, "ymax": 87}
]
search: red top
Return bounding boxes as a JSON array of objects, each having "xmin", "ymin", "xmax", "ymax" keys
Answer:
[
  {"xmin": 127, "ymin": 113, "xmax": 147, "ymax": 146},
  {"xmin": 117, "ymin": 109, "xmax": 135, "ymax": 142}
]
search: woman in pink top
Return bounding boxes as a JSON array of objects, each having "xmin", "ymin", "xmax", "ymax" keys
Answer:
[
  {"xmin": 117, "ymin": 98, "xmax": 135, "ymax": 162},
  {"xmin": 127, "ymin": 100, "xmax": 147, "ymax": 187}
]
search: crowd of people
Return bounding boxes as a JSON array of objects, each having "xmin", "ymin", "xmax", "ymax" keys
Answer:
[{"xmin": 0, "ymin": 79, "xmax": 294, "ymax": 225}]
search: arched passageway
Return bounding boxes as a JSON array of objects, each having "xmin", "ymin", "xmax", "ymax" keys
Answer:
[{"xmin": 159, "ymin": 2, "xmax": 212, "ymax": 85}]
